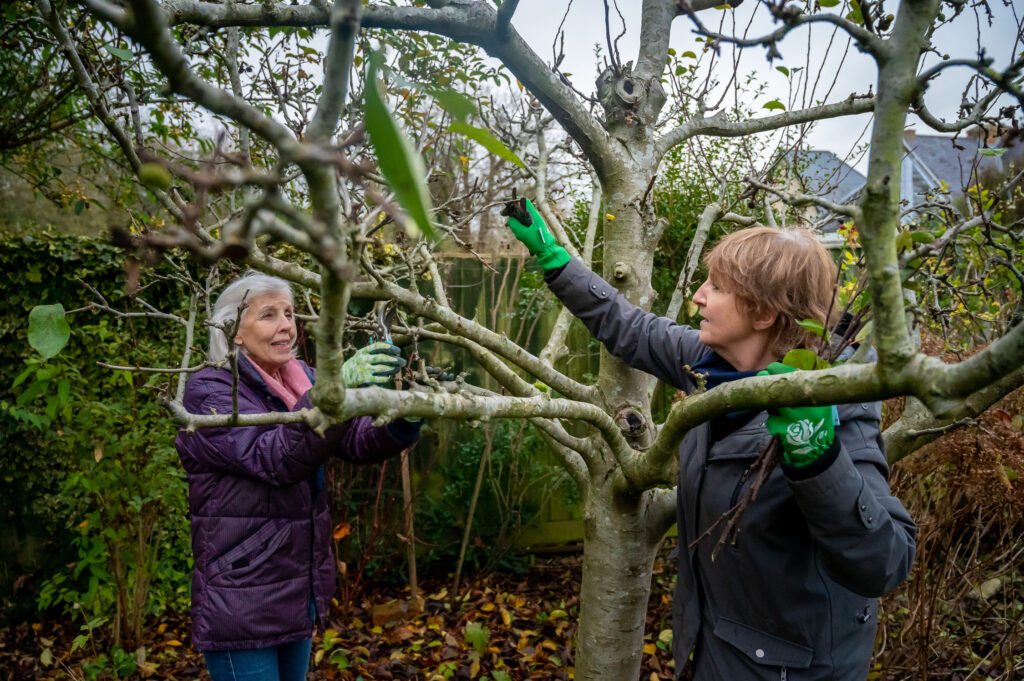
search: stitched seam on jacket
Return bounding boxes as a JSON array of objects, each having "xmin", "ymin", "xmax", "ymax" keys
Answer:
[{"xmin": 813, "ymin": 541, "xmax": 837, "ymax": 680}]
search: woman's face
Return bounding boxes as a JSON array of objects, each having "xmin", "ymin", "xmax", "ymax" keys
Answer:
[
  {"xmin": 233, "ymin": 292, "xmax": 295, "ymax": 374},
  {"xmin": 692, "ymin": 277, "xmax": 775, "ymax": 370}
]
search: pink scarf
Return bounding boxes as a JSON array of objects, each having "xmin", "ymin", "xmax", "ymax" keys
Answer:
[{"xmin": 246, "ymin": 355, "xmax": 313, "ymax": 410}]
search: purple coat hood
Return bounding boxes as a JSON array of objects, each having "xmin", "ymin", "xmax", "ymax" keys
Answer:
[{"xmin": 174, "ymin": 356, "xmax": 418, "ymax": 651}]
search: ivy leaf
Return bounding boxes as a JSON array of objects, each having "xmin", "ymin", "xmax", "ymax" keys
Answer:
[
  {"xmin": 449, "ymin": 121, "xmax": 526, "ymax": 169},
  {"xmin": 105, "ymin": 45, "xmax": 134, "ymax": 61},
  {"xmin": 776, "ymin": 65, "xmax": 790, "ymax": 76},
  {"xmin": 28, "ymin": 304, "xmax": 71, "ymax": 360},
  {"xmin": 363, "ymin": 56, "xmax": 435, "ymax": 239},
  {"xmin": 464, "ymin": 621, "xmax": 490, "ymax": 655},
  {"xmin": 763, "ymin": 100, "xmax": 786, "ymax": 111}
]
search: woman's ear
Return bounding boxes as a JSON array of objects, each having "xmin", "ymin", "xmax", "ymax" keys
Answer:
[{"xmin": 752, "ymin": 310, "xmax": 778, "ymax": 331}]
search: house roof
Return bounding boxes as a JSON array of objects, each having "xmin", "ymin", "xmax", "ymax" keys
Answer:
[
  {"xmin": 793, "ymin": 149, "xmax": 867, "ymax": 206},
  {"xmin": 902, "ymin": 133, "xmax": 1004, "ymax": 197}
]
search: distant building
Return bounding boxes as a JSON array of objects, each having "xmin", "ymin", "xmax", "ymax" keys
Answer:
[{"xmin": 787, "ymin": 125, "xmax": 1023, "ymax": 248}]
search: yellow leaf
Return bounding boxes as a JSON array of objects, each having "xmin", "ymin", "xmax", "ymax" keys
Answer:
[
  {"xmin": 94, "ymin": 446, "xmax": 103, "ymax": 462},
  {"xmin": 643, "ymin": 643, "xmax": 657, "ymax": 655},
  {"xmin": 333, "ymin": 522, "xmax": 350, "ymax": 540},
  {"xmin": 500, "ymin": 607, "xmax": 511, "ymax": 627},
  {"xmin": 156, "ymin": 623, "xmax": 167, "ymax": 635},
  {"xmin": 516, "ymin": 79, "xmax": 524, "ymax": 91},
  {"xmin": 548, "ymin": 609, "xmax": 567, "ymax": 620},
  {"xmin": 541, "ymin": 639, "xmax": 558, "ymax": 651},
  {"xmin": 605, "ymin": 214, "xmax": 615, "ymax": 220},
  {"xmin": 470, "ymin": 659, "xmax": 480, "ymax": 677},
  {"xmin": 165, "ymin": 640, "xmax": 183, "ymax": 647},
  {"xmin": 314, "ymin": 648, "xmax": 325, "ymax": 665},
  {"xmin": 480, "ymin": 602, "xmax": 495, "ymax": 612},
  {"xmin": 78, "ymin": 520, "xmax": 88, "ymax": 528}
]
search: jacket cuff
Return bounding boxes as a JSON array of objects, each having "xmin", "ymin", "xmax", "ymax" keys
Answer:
[
  {"xmin": 543, "ymin": 263, "xmax": 568, "ymax": 283},
  {"xmin": 781, "ymin": 438, "xmax": 841, "ymax": 481},
  {"xmin": 387, "ymin": 418, "xmax": 422, "ymax": 445}
]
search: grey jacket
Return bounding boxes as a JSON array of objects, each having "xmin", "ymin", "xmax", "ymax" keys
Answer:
[{"xmin": 547, "ymin": 259, "xmax": 916, "ymax": 681}]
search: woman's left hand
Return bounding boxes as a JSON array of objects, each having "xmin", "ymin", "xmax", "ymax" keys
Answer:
[
  {"xmin": 342, "ymin": 342, "xmax": 406, "ymax": 388},
  {"xmin": 758, "ymin": 362, "xmax": 835, "ymax": 467}
]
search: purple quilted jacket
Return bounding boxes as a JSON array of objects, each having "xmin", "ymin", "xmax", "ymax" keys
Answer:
[{"xmin": 174, "ymin": 356, "xmax": 419, "ymax": 651}]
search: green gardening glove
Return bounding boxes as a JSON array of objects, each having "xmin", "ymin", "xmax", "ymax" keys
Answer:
[
  {"xmin": 504, "ymin": 198, "xmax": 571, "ymax": 271},
  {"xmin": 757, "ymin": 362, "xmax": 835, "ymax": 467},
  {"xmin": 342, "ymin": 342, "xmax": 406, "ymax": 388}
]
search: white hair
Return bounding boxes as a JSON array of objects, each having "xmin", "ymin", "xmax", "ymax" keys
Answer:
[{"xmin": 208, "ymin": 272, "xmax": 295, "ymax": 363}]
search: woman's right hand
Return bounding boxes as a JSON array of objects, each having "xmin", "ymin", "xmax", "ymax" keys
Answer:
[
  {"xmin": 341, "ymin": 342, "xmax": 406, "ymax": 388},
  {"xmin": 505, "ymin": 198, "xmax": 570, "ymax": 271}
]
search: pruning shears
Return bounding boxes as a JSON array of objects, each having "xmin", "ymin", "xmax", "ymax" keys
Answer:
[
  {"xmin": 501, "ymin": 188, "xmax": 545, "ymax": 244},
  {"xmin": 374, "ymin": 301, "xmax": 397, "ymax": 344}
]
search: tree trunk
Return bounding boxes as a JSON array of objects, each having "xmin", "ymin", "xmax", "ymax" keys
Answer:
[
  {"xmin": 597, "ymin": 173, "xmax": 663, "ymax": 448},
  {"xmin": 575, "ymin": 487, "xmax": 663, "ymax": 681}
]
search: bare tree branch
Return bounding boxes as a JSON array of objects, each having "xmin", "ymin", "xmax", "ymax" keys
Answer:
[{"xmin": 656, "ymin": 95, "xmax": 875, "ymax": 157}]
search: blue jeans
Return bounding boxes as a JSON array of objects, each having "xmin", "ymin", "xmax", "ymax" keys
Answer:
[{"xmin": 203, "ymin": 638, "xmax": 312, "ymax": 681}]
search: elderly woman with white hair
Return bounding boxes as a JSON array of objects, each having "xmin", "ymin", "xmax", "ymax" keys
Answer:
[{"xmin": 174, "ymin": 272, "xmax": 419, "ymax": 681}]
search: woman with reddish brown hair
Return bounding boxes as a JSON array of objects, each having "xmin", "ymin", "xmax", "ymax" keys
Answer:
[{"xmin": 506, "ymin": 203, "xmax": 916, "ymax": 681}]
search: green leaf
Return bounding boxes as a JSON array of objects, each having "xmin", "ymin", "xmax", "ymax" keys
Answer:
[
  {"xmin": 979, "ymin": 147, "xmax": 1007, "ymax": 157},
  {"xmin": 464, "ymin": 621, "xmax": 490, "ymax": 655},
  {"xmin": 363, "ymin": 56, "xmax": 435, "ymax": 239},
  {"xmin": 681, "ymin": 50, "xmax": 697, "ymax": 59},
  {"xmin": 449, "ymin": 121, "xmax": 526, "ymax": 169},
  {"xmin": 854, "ymin": 320, "xmax": 873, "ymax": 345},
  {"xmin": 776, "ymin": 65, "xmax": 790, "ymax": 76},
  {"xmin": 12, "ymin": 365, "xmax": 34, "ymax": 389},
  {"xmin": 492, "ymin": 672, "xmax": 512, "ymax": 681},
  {"xmin": 909, "ymin": 231, "xmax": 935, "ymax": 243},
  {"xmin": 28, "ymin": 304, "xmax": 71, "ymax": 360},
  {"xmin": 762, "ymin": 99, "xmax": 786, "ymax": 111},
  {"xmin": 104, "ymin": 45, "xmax": 134, "ymax": 61},
  {"xmin": 818, "ymin": 0, "xmax": 839, "ymax": 6},
  {"xmin": 782, "ymin": 348, "xmax": 821, "ymax": 371},
  {"xmin": 845, "ymin": 0, "xmax": 864, "ymax": 24},
  {"xmin": 71, "ymin": 635, "xmax": 89, "ymax": 654},
  {"xmin": 57, "ymin": 379, "xmax": 70, "ymax": 405},
  {"xmin": 796, "ymin": 318, "xmax": 826, "ymax": 338},
  {"xmin": 73, "ymin": 199, "xmax": 85, "ymax": 216},
  {"xmin": 432, "ymin": 89, "xmax": 476, "ymax": 121},
  {"xmin": 138, "ymin": 163, "xmax": 172, "ymax": 191}
]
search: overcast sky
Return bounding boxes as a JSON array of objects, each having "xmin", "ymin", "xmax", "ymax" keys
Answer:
[{"xmin": 499, "ymin": 0, "xmax": 1023, "ymax": 171}]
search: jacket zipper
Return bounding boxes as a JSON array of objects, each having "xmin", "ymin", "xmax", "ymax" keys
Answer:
[
  {"xmin": 729, "ymin": 466, "xmax": 752, "ymax": 507},
  {"xmin": 780, "ymin": 667, "xmax": 788, "ymax": 681}
]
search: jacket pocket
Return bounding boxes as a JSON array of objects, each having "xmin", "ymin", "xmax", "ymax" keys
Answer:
[
  {"xmin": 207, "ymin": 518, "xmax": 291, "ymax": 581},
  {"xmin": 713, "ymin": 616, "xmax": 814, "ymax": 669}
]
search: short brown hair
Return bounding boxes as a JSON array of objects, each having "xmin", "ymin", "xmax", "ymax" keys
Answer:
[{"xmin": 704, "ymin": 226, "xmax": 837, "ymax": 357}]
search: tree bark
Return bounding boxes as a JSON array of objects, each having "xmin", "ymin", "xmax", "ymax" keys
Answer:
[{"xmin": 575, "ymin": 486, "xmax": 665, "ymax": 681}]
